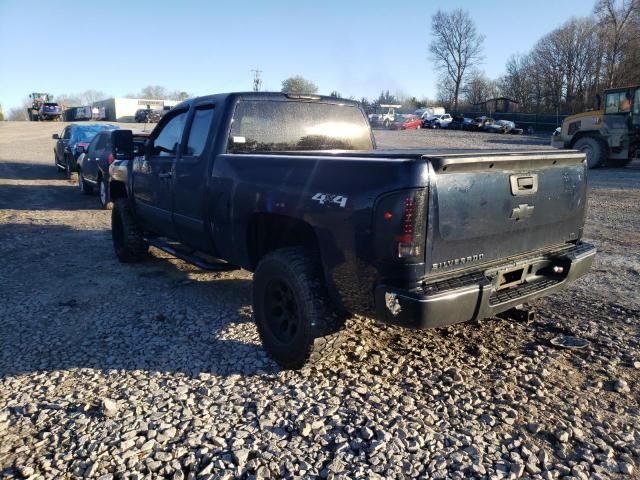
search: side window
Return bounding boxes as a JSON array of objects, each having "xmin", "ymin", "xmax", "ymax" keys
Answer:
[
  {"xmin": 154, "ymin": 111, "xmax": 188, "ymax": 156},
  {"xmin": 87, "ymin": 135, "xmax": 100, "ymax": 154},
  {"xmin": 95, "ymin": 133, "xmax": 107, "ymax": 151},
  {"xmin": 605, "ymin": 91, "xmax": 632, "ymax": 114},
  {"xmin": 634, "ymin": 89, "xmax": 640, "ymax": 115},
  {"xmin": 184, "ymin": 106, "xmax": 215, "ymax": 157},
  {"xmin": 63, "ymin": 127, "xmax": 71, "ymax": 140}
]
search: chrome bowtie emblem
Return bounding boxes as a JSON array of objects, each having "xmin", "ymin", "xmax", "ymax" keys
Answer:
[{"xmin": 510, "ymin": 204, "xmax": 535, "ymax": 221}]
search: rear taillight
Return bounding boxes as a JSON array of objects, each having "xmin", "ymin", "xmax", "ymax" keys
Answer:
[
  {"xmin": 396, "ymin": 196, "xmax": 421, "ymax": 258},
  {"xmin": 374, "ymin": 189, "xmax": 427, "ymax": 262},
  {"xmin": 107, "ymin": 153, "xmax": 115, "ymax": 165}
]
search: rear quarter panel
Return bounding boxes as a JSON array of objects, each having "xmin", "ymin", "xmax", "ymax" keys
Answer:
[{"xmin": 210, "ymin": 153, "xmax": 429, "ymax": 314}]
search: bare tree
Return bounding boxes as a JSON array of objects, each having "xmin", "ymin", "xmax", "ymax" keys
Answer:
[
  {"xmin": 135, "ymin": 85, "xmax": 168, "ymax": 99},
  {"xmin": 8, "ymin": 107, "xmax": 27, "ymax": 121},
  {"xmin": 429, "ymin": 9, "xmax": 484, "ymax": 111},
  {"xmin": 281, "ymin": 76, "xmax": 318, "ymax": 94},
  {"xmin": 168, "ymin": 90, "xmax": 191, "ymax": 101},
  {"xmin": 462, "ymin": 70, "xmax": 499, "ymax": 108},
  {"xmin": 55, "ymin": 93, "xmax": 83, "ymax": 108},
  {"xmin": 436, "ymin": 74, "xmax": 456, "ymax": 111},
  {"xmin": 595, "ymin": 0, "xmax": 639, "ymax": 87},
  {"xmin": 500, "ymin": 54, "xmax": 535, "ymax": 111},
  {"xmin": 80, "ymin": 90, "xmax": 107, "ymax": 105}
]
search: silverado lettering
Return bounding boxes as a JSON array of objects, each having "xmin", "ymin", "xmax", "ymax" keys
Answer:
[{"xmin": 432, "ymin": 254, "xmax": 485, "ymax": 270}]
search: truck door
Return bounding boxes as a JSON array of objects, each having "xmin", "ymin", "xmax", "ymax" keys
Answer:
[
  {"xmin": 56, "ymin": 126, "xmax": 71, "ymax": 165},
  {"xmin": 132, "ymin": 109, "xmax": 188, "ymax": 237},
  {"xmin": 83, "ymin": 132, "xmax": 106, "ymax": 182},
  {"xmin": 173, "ymin": 104, "xmax": 216, "ymax": 252}
]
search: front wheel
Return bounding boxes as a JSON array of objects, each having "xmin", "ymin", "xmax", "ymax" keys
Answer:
[
  {"xmin": 573, "ymin": 136, "xmax": 606, "ymax": 169},
  {"xmin": 112, "ymin": 199, "xmax": 148, "ymax": 262},
  {"xmin": 65, "ymin": 159, "xmax": 77, "ymax": 182},
  {"xmin": 253, "ymin": 247, "xmax": 346, "ymax": 369}
]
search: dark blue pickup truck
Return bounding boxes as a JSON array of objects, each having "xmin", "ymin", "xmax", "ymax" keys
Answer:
[{"xmin": 109, "ymin": 92, "xmax": 596, "ymax": 368}]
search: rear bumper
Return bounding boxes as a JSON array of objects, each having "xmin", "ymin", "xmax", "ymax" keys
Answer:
[{"xmin": 374, "ymin": 242, "xmax": 596, "ymax": 329}]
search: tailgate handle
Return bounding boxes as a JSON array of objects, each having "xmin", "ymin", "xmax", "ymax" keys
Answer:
[{"xmin": 510, "ymin": 174, "xmax": 538, "ymax": 196}]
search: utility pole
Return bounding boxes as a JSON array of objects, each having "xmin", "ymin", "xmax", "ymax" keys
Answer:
[{"xmin": 251, "ymin": 68, "xmax": 263, "ymax": 92}]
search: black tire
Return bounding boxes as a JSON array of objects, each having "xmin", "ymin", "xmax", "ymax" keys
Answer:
[
  {"xmin": 77, "ymin": 170, "xmax": 93, "ymax": 195},
  {"xmin": 573, "ymin": 136, "xmax": 606, "ymax": 169},
  {"xmin": 606, "ymin": 157, "xmax": 632, "ymax": 168},
  {"xmin": 64, "ymin": 156, "xmax": 77, "ymax": 182},
  {"xmin": 98, "ymin": 176, "xmax": 112, "ymax": 210},
  {"xmin": 253, "ymin": 247, "xmax": 346, "ymax": 369},
  {"xmin": 54, "ymin": 154, "xmax": 64, "ymax": 172},
  {"xmin": 112, "ymin": 199, "xmax": 147, "ymax": 262}
]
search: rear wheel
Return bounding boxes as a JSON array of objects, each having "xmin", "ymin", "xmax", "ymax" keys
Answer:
[
  {"xmin": 78, "ymin": 170, "xmax": 93, "ymax": 195},
  {"xmin": 253, "ymin": 247, "xmax": 346, "ymax": 369},
  {"xmin": 65, "ymin": 159, "xmax": 77, "ymax": 182},
  {"xmin": 99, "ymin": 177, "xmax": 112, "ymax": 209},
  {"xmin": 112, "ymin": 199, "xmax": 147, "ymax": 262},
  {"xmin": 573, "ymin": 136, "xmax": 606, "ymax": 169}
]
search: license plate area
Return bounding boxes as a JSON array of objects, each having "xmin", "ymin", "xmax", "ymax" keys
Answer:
[{"xmin": 496, "ymin": 265, "xmax": 527, "ymax": 290}]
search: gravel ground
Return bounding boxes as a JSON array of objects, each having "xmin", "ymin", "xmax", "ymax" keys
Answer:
[{"xmin": 0, "ymin": 121, "xmax": 639, "ymax": 480}]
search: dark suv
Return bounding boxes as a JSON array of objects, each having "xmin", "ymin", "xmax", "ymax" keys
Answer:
[
  {"xmin": 53, "ymin": 124, "xmax": 117, "ymax": 178},
  {"xmin": 39, "ymin": 102, "xmax": 63, "ymax": 121},
  {"xmin": 134, "ymin": 109, "xmax": 161, "ymax": 123}
]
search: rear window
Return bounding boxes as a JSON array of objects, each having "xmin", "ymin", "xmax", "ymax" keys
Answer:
[{"xmin": 227, "ymin": 100, "xmax": 373, "ymax": 153}]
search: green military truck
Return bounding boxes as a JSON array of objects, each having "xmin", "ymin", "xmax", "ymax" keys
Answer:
[{"xmin": 551, "ymin": 85, "xmax": 640, "ymax": 168}]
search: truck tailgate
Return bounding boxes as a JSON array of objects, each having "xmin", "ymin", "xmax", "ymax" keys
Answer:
[{"xmin": 424, "ymin": 151, "xmax": 587, "ymax": 275}]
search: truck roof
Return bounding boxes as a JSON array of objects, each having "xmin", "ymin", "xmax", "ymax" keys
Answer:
[{"xmin": 173, "ymin": 92, "xmax": 362, "ymax": 110}]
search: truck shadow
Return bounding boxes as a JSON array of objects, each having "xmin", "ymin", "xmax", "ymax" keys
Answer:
[
  {"xmin": 0, "ymin": 183, "xmax": 100, "ymax": 211},
  {"xmin": 0, "ymin": 222, "xmax": 278, "ymax": 380},
  {"xmin": 0, "ymin": 161, "xmax": 61, "ymax": 181},
  {"xmin": 484, "ymin": 136, "xmax": 550, "ymax": 147}
]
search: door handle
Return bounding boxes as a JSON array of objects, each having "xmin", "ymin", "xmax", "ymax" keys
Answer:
[
  {"xmin": 158, "ymin": 171, "xmax": 173, "ymax": 179},
  {"xmin": 510, "ymin": 174, "xmax": 538, "ymax": 196}
]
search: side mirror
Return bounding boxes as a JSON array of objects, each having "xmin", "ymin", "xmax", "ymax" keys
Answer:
[
  {"xmin": 52, "ymin": 134, "xmax": 59, "ymax": 139},
  {"xmin": 113, "ymin": 130, "xmax": 134, "ymax": 160},
  {"xmin": 77, "ymin": 145, "xmax": 86, "ymax": 154}
]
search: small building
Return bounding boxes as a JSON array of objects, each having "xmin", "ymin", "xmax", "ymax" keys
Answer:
[
  {"xmin": 90, "ymin": 97, "xmax": 180, "ymax": 122},
  {"xmin": 474, "ymin": 97, "xmax": 520, "ymax": 114}
]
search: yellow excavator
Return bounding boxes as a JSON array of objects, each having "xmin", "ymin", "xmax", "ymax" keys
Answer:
[{"xmin": 551, "ymin": 85, "xmax": 640, "ymax": 168}]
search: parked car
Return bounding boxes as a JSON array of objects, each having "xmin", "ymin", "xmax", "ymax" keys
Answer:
[
  {"xmin": 134, "ymin": 109, "xmax": 161, "ymax": 123},
  {"xmin": 389, "ymin": 114, "xmax": 422, "ymax": 130},
  {"xmin": 419, "ymin": 107, "xmax": 446, "ymax": 121},
  {"xmin": 52, "ymin": 124, "xmax": 118, "ymax": 178},
  {"xmin": 485, "ymin": 120, "xmax": 524, "ymax": 134},
  {"xmin": 471, "ymin": 116, "xmax": 495, "ymax": 131},
  {"xmin": 77, "ymin": 130, "xmax": 149, "ymax": 209},
  {"xmin": 423, "ymin": 113, "xmax": 452, "ymax": 129},
  {"xmin": 39, "ymin": 102, "xmax": 63, "ymax": 121},
  {"xmin": 448, "ymin": 115, "xmax": 474, "ymax": 130},
  {"xmin": 108, "ymin": 91, "xmax": 595, "ymax": 369}
]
